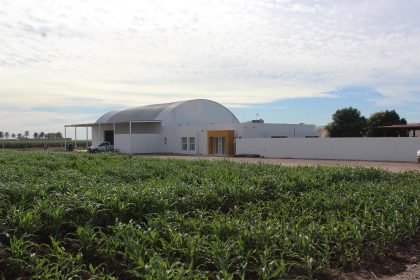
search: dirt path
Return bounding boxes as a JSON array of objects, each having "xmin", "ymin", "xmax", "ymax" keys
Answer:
[
  {"xmin": 145, "ymin": 155, "xmax": 420, "ymax": 173},
  {"xmin": 384, "ymin": 264, "xmax": 420, "ymax": 280}
]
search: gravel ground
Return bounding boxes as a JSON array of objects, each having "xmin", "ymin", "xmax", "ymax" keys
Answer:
[
  {"xmin": 340, "ymin": 265, "xmax": 420, "ymax": 280},
  {"xmin": 384, "ymin": 264, "xmax": 420, "ymax": 280},
  {"xmin": 146, "ymin": 155, "xmax": 420, "ymax": 173}
]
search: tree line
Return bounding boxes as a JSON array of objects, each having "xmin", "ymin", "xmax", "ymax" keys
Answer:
[
  {"xmin": 325, "ymin": 108, "xmax": 409, "ymax": 137},
  {"xmin": 0, "ymin": 131, "xmax": 63, "ymax": 140}
]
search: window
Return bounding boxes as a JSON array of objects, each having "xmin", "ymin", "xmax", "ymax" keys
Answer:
[
  {"xmin": 189, "ymin": 137, "xmax": 195, "ymax": 151},
  {"xmin": 181, "ymin": 137, "xmax": 188, "ymax": 151}
]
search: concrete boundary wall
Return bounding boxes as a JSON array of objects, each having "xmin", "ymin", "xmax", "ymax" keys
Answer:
[{"xmin": 236, "ymin": 138, "xmax": 420, "ymax": 162}]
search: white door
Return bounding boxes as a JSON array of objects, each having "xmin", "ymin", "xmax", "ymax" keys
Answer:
[{"xmin": 213, "ymin": 137, "xmax": 226, "ymax": 155}]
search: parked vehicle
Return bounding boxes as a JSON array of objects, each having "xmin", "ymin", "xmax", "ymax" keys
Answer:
[
  {"xmin": 66, "ymin": 143, "xmax": 74, "ymax": 151},
  {"xmin": 417, "ymin": 149, "xmax": 420, "ymax": 163},
  {"xmin": 87, "ymin": 142, "xmax": 114, "ymax": 153}
]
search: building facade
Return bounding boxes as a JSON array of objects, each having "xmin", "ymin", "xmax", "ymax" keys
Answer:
[{"xmin": 69, "ymin": 99, "xmax": 319, "ymax": 155}]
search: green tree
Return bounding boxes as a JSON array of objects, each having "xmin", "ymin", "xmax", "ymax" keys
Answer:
[
  {"xmin": 17, "ymin": 133, "xmax": 22, "ymax": 139},
  {"xmin": 33, "ymin": 132, "xmax": 39, "ymax": 139},
  {"xmin": 11, "ymin": 133, "xmax": 16, "ymax": 139},
  {"xmin": 325, "ymin": 107, "xmax": 367, "ymax": 137},
  {"xmin": 367, "ymin": 110, "xmax": 408, "ymax": 137},
  {"xmin": 5, "ymin": 132, "xmax": 9, "ymax": 139},
  {"xmin": 39, "ymin": 132, "xmax": 45, "ymax": 139},
  {"xmin": 0, "ymin": 131, "xmax": 3, "ymax": 140},
  {"xmin": 55, "ymin": 132, "xmax": 63, "ymax": 139},
  {"xmin": 24, "ymin": 131, "xmax": 29, "ymax": 139}
]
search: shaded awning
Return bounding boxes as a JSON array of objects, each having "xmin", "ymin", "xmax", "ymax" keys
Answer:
[
  {"xmin": 375, "ymin": 123, "xmax": 420, "ymax": 129},
  {"xmin": 65, "ymin": 123, "xmax": 99, "ymax": 127},
  {"xmin": 374, "ymin": 123, "xmax": 420, "ymax": 137}
]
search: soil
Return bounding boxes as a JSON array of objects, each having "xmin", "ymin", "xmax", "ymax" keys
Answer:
[{"xmin": 333, "ymin": 233, "xmax": 420, "ymax": 280}]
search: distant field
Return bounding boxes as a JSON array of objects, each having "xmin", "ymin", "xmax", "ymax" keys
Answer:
[
  {"xmin": 0, "ymin": 151, "xmax": 419, "ymax": 279},
  {"xmin": 0, "ymin": 139, "xmax": 89, "ymax": 149}
]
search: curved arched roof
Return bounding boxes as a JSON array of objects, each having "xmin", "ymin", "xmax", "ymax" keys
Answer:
[
  {"xmin": 95, "ymin": 110, "xmax": 122, "ymax": 124},
  {"xmin": 95, "ymin": 99, "xmax": 239, "ymax": 124}
]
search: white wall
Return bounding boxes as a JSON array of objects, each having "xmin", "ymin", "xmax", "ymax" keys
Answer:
[
  {"xmin": 115, "ymin": 134, "xmax": 161, "ymax": 153},
  {"xmin": 160, "ymin": 123, "xmax": 238, "ymax": 155},
  {"xmin": 110, "ymin": 123, "xmax": 237, "ymax": 155},
  {"xmin": 236, "ymin": 123, "xmax": 319, "ymax": 138},
  {"xmin": 115, "ymin": 134, "xmax": 130, "ymax": 153},
  {"xmin": 236, "ymin": 138, "xmax": 420, "ymax": 162}
]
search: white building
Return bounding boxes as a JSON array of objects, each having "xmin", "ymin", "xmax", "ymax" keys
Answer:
[{"xmin": 66, "ymin": 99, "xmax": 319, "ymax": 156}]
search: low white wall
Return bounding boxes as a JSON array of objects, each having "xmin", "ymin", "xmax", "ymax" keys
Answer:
[
  {"xmin": 236, "ymin": 123, "xmax": 319, "ymax": 138},
  {"xmin": 236, "ymin": 138, "xmax": 420, "ymax": 162},
  {"xmin": 131, "ymin": 134, "xmax": 161, "ymax": 153},
  {"xmin": 115, "ymin": 134, "xmax": 161, "ymax": 154},
  {"xmin": 115, "ymin": 134, "xmax": 130, "ymax": 153}
]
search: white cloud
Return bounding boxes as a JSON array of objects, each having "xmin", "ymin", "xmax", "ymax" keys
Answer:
[{"xmin": 1, "ymin": 0, "xmax": 420, "ymax": 131}]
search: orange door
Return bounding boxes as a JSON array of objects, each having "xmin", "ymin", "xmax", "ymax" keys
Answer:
[{"xmin": 207, "ymin": 130, "xmax": 234, "ymax": 156}]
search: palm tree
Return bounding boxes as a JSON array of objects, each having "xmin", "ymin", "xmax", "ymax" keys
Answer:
[
  {"xmin": 33, "ymin": 132, "xmax": 39, "ymax": 139},
  {"xmin": 11, "ymin": 133, "xmax": 16, "ymax": 139},
  {"xmin": 17, "ymin": 133, "xmax": 22, "ymax": 139},
  {"xmin": 24, "ymin": 131, "xmax": 29, "ymax": 139},
  {"xmin": 39, "ymin": 132, "xmax": 45, "ymax": 139}
]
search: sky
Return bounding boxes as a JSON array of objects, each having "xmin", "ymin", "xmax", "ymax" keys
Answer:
[{"xmin": 1, "ymin": 0, "xmax": 420, "ymax": 137}]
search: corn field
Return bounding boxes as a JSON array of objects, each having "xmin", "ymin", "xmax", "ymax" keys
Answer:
[
  {"xmin": 0, "ymin": 151, "xmax": 419, "ymax": 279},
  {"xmin": 0, "ymin": 140, "xmax": 89, "ymax": 149}
]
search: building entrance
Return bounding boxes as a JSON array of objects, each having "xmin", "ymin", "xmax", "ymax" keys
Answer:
[
  {"xmin": 207, "ymin": 130, "xmax": 234, "ymax": 156},
  {"xmin": 212, "ymin": 137, "xmax": 226, "ymax": 155},
  {"xmin": 104, "ymin": 130, "xmax": 114, "ymax": 145}
]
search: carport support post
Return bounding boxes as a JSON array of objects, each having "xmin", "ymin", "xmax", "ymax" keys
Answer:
[
  {"xmin": 74, "ymin": 126, "xmax": 77, "ymax": 150},
  {"xmin": 113, "ymin": 122, "xmax": 116, "ymax": 146},
  {"xmin": 129, "ymin": 121, "xmax": 132, "ymax": 155},
  {"xmin": 98, "ymin": 124, "xmax": 101, "ymax": 144},
  {"xmin": 64, "ymin": 126, "xmax": 67, "ymax": 151},
  {"xmin": 86, "ymin": 127, "xmax": 88, "ymax": 149}
]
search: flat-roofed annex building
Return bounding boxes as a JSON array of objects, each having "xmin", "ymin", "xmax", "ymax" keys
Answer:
[{"xmin": 65, "ymin": 99, "xmax": 319, "ymax": 156}]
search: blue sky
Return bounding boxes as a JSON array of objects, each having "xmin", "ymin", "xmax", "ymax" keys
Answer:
[{"xmin": 0, "ymin": 0, "xmax": 420, "ymax": 136}]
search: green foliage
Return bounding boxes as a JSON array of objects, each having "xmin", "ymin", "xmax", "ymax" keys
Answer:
[
  {"xmin": 0, "ymin": 139, "xmax": 88, "ymax": 149},
  {"xmin": 367, "ymin": 110, "xmax": 408, "ymax": 137},
  {"xmin": 325, "ymin": 107, "xmax": 367, "ymax": 137},
  {"xmin": 0, "ymin": 151, "xmax": 419, "ymax": 279}
]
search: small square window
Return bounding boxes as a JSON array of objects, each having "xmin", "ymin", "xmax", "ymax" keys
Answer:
[
  {"xmin": 181, "ymin": 137, "xmax": 188, "ymax": 151},
  {"xmin": 189, "ymin": 137, "xmax": 195, "ymax": 151}
]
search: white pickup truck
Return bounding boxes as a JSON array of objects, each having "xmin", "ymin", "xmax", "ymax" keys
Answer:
[{"xmin": 87, "ymin": 142, "xmax": 114, "ymax": 153}]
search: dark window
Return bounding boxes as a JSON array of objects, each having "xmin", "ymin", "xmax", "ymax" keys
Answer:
[{"xmin": 104, "ymin": 130, "xmax": 114, "ymax": 145}]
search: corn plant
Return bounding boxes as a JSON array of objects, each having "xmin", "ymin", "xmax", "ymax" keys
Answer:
[{"xmin": 0, "ymin": 150, "xmax": 418, "ymax": 279}]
